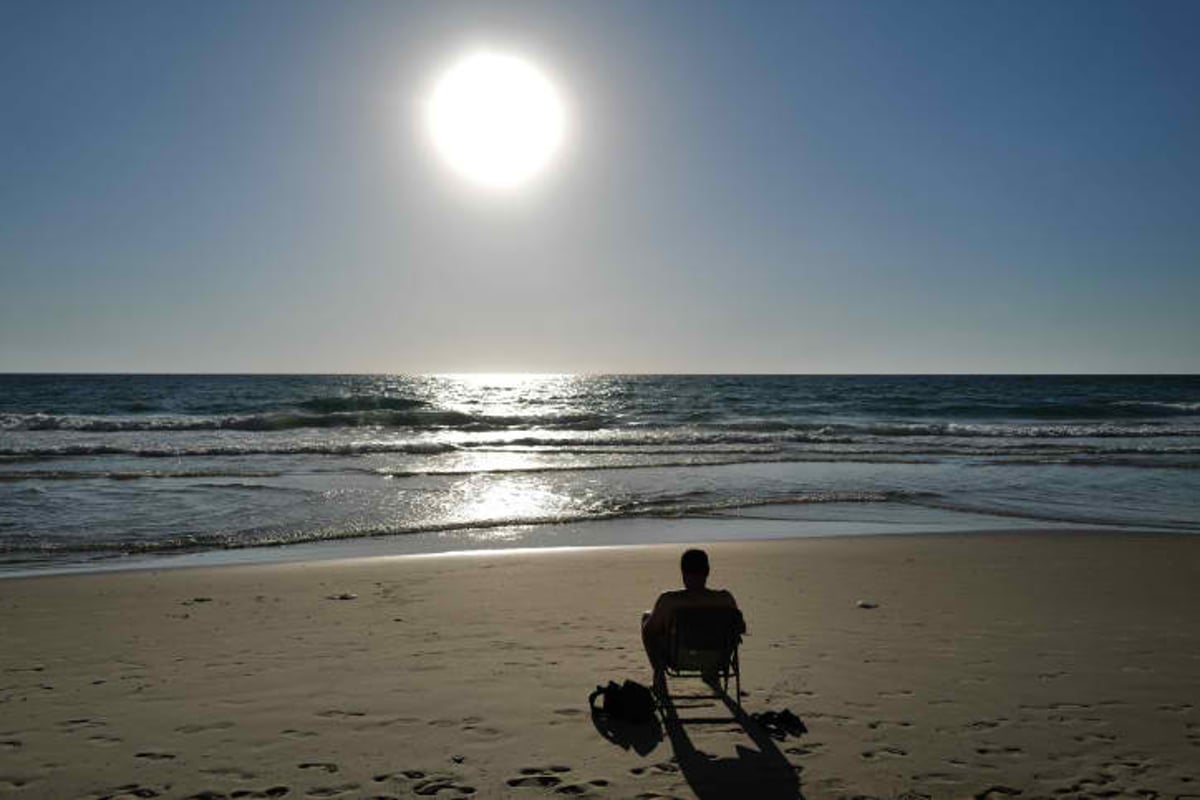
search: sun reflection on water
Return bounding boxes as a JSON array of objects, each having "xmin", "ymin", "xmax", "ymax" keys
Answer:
[{"xmin": 432, "ymin": 473, "xmax": 593, "ymax": 543}]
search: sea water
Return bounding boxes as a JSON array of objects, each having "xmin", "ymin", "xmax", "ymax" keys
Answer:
[{"xmin": 1, "ymin": 374, "xmax": 1197, "ymax": 573}]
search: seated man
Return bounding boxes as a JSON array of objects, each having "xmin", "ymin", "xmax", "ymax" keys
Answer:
[{"xmin": 642, "ymin": 548, "xmax": 745, "ymax": 687}]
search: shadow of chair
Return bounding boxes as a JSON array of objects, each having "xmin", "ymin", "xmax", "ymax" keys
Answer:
[{"xmin": 659, "ymin": 679, "xmax": 803, "ymax": 800}]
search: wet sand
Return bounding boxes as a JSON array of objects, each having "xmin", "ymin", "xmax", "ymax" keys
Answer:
[{"xmin": 2, "ymin": 532, "xmax": 1199, "ymax": 799}]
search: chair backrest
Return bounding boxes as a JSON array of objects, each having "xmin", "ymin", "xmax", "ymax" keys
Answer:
[{"xmin": 667, "ymin": 606, "xmax": 743, "ymax": 672}]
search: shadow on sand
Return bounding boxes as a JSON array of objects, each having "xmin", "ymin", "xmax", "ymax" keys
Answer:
[
  {"xmin": 590, "ymin": 705, "xmax": 665, "ymax": 757},
  {"xmin": 592, "ymin": 679, "xmax": 803, "ymax": 799}
]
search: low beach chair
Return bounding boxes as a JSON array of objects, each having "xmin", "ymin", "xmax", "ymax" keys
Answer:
[{"xmin": 662, "ymin": 606, "xmax": 744, "ymax": 709}]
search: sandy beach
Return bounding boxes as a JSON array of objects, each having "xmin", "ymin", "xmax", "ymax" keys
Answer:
[{"xmin": 2, "ymin": 532, "xmax": 1199, "ymax": 799}]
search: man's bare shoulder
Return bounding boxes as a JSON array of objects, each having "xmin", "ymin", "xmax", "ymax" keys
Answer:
[
  {"xmin": 711, "ymin": 588, "xmax": 739, "ymax": 608},
  {"xmin": 653, "ymin": 589, "xmax": 690, "ymax": 610},
  {"xmin": 659, "ymin": 588, "xmax": 738, "ymax": 608}
]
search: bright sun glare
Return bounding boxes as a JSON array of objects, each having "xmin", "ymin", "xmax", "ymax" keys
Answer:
[{"xmin": 426, "ymin": 51, "xmax": 566, "ymax": 189}]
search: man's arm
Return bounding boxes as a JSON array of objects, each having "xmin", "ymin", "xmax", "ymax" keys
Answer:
[
  {"xmin": 722, "ymin": 590, "xmax": 747, "ymax": 635},
  {"xmin": 642, "ymin": 593, "xmax": 671, "ymax": 638}
]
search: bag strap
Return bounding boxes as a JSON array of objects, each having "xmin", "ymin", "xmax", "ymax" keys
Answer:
[{"xmin": 589, "ymin": 684, "xmax": 616, "ymax": 713}]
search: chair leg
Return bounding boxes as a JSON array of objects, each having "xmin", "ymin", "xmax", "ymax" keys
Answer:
[{"xmin": 733, "ymin": 653, "xmax": 741, "ymax": 709}]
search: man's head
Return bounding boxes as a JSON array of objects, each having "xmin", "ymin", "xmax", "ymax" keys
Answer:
[{"xmin": 680, "ymin": 548, "xmax": 710, "ymax": 590}]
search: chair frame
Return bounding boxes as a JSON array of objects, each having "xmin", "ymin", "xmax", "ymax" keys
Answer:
[{"xmin": 661, "ymin": 606, "xmax": 743, "ymax": 710}]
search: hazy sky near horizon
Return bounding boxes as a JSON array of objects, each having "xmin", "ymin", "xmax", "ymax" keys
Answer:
[{"xmin": 2, "ymin": 0, "xmax": 1198, "ymax": 373}]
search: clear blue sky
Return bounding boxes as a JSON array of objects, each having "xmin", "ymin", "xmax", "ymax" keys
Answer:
[{"xmin": 2, "ymin": 0, "xmax": 1197, "ymax": 373}]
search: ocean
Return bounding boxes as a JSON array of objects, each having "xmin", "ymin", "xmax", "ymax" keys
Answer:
[{"xmin": 1, "ymin": 374, "xmax": 1197, "ymax": 574}]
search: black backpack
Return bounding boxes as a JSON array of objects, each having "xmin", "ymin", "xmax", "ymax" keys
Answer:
[{"xmin": 588, "ymin": 679, "xmax": 657, "ymax": 725}]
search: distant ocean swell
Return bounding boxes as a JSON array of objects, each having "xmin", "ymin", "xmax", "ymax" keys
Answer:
[
  {"xmin": 3, "ymin": 450, "xmax": 1198, "ymax": 485},
  {"xmin": 3, "ymin": 442, "xmax": 1197, "ymax": 467},
  {"xmin": 0, "ymin": 469, "xmax": 286, "ymax": 482},
  {"xmin": 0, "ymin": 441, "xmax": 462, "ymax": 459},
  {"xmin": 11, "ymin": 391, "xmax": 1200, "ymax": 417},
  {"xmin": 0, "ymin": 410, "xmax": 610, "ymax": 433},
  {"xmin": 6, "ymin": 410, "xmax": 1200, "ymax": 437}
]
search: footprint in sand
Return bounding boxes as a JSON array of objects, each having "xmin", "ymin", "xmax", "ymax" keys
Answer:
[
  {"xmin": 509, "ymin": 766, "xmax": 573, "ymax": 788},
  {"xmin": 305, "ymin": 785, "xmax": 360, "ymax": 798},
  {"xmin": 281, "ymin": 729, "xmax": 319, "ymax": 739},
  {"xmin": 509, "ymin": 776, "xmax": 563, "ymax": 788},
  {"xmin": 176, "ymin": 721, "xmax": 235, "ymax": 734},
  {"xmin": 371, "ymin": 772, "xmax": 474, "ymax": 796},
  {"xmin": 868, "ymin": 719, "xmax": 914, "ymax": 730},
  {"xmin": 203, "ymin": 766, "xmax": 258, "ymax": 780},
  {"xmin": 88, "ymin": 734, "xmax": 124, "ymax": 746},
  {"xmin": 975, "ymin": 746, "xmax": 1024, "ymax": 757},
  {"xmin": 1021, "ymin": 702, "xmax": 1088, "ymax": 711},
  {"xmin": 97, "ymin": 784, "xmax": 161, "ymax": 799},
  {"xmin": 373, "ymin": 770, "xmax": 429, "ymax": 782},
  {"xmin": 135, "ymin": 751, "xmax": 176, "ymax": 761},
  {"xmin": 352, "ymin": 716, "xmax": 422, "ymax": 732},
  {"xmin": 550, "ymin": 779, "xmax": 613, "ymax": 797},
  {"xmin": 0, "ymin": 778, "xmax": 35, "ymax": 790},
  {"xmin": 412, "ymin": 777, "xmax": 475, "ymax": 796},
  {"xmin": 911, "ymin": 772, "xmax": 964, "ymax": 785},
  {"xmin": 861, "ymin": 746, "xmax": 908, "ymax": 759},
  {"xmin": 628, "ymin": 762, "xmax": 679, "ymax": 776},
  {"xmin": 965, "ymin": 718, "xmax": 1007, "ymax": 730},
  {"xmin": 972, "ymin": 785, "xmax": 1022, "ymax": 799},
  {"xmin": 59, "ymin": 717, "xmax": 107, "ymax": 732},
  {"xmin": 229, "ymin": 788, "xmax": 289, "ymax": 799},
  {"xmin": 298, "ymin": 762, "xmax": 339, "ymax": 774}
]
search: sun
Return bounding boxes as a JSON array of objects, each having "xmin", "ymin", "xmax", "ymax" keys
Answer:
[{"xmin": 426, "ymin": 50, "xmax": 567, "ymax": 189}]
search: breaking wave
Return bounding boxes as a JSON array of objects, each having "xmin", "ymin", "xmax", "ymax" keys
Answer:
[
  {"xmin": 0, "ymin": 469, "xmax": 286, "ymax": 483},
  {"xmin": 0, "ymin": 441, "xmax": 459, "ymax": 459}
]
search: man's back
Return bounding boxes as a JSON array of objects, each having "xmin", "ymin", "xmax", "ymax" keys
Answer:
[{"xmin": 644, "ymin": 587, "xmax": 739, "ymax": 638}]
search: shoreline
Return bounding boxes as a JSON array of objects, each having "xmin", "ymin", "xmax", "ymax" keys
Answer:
[
  {"xmin": 2, "ymin": 523, "xmax": 1192, "ymax": 583},
  {"xmin": 2, "ymin": 531, "xmax": 1198, "ymax": 798},
  {"xmin": 3, "ymin": 498, "xmax": 1184, "ymax": 580}
]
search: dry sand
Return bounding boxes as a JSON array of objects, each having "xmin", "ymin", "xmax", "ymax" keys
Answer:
[{"xmin": 2, "ymin": 532, "xmax": 1199, "ymax": 799}]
